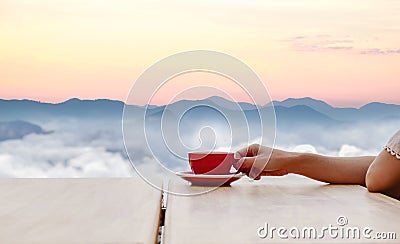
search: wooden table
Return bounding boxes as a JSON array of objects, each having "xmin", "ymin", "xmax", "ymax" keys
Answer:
[
  {"xmin": 1, "ymin": 176, "xmax": 399, "ymax": 243},
  {"xmin": 0, "ymin": 178, "xmax": 161, "ymax": 244},
  {"xmin": 164, "ymin": 175, "xmax": 400, "ymax": 243}
]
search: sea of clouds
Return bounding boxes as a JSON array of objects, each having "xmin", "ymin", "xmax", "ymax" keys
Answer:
[
  {"xmin": 0, "ymin": 115, "xmax": 398, "ymax": 178},
  {"xmin": 0, "ymin": 119, "xmax": 133, "ymax": 177}
]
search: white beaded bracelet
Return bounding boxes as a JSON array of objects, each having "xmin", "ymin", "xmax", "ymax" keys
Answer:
[{"xmin": 384, "ymin": 146, "xmax": 400, "ymax": 159}]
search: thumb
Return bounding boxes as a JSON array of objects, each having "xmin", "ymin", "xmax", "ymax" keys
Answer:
[{"xmin": 233, "ymin": 156, "xmax": 256, "ymax": 173}]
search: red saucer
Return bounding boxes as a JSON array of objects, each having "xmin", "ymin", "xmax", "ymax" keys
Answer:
[{"xmin": 176, "ymin": 171, "xmax": 243, "ymax": 186}]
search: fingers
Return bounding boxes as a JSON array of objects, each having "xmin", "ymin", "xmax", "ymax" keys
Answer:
[
  {"xmin": 233, "ymin": 156, "xmax": 264, "ymax": 179},
  {"xmin": 235, "ymin": 147, "xmax": 251, "ymax": 158},
  {"xmin": 233, "ymin": 157, "xmax": 255, "ymax": 173},
  {"xmin": 259, "ymin": 169, "xmax": 288, "ymax": 177},
  {"xmin": 233, "ymin": 157, "xmax": 288, "ymax": 180},
  {"xmin": 249, "ymin": 169, "xmax": 263, "ymax": 179},
  {"xmin": 234, "ymin": 145, "xmax": 283, "ymax": 180},
  {"xmin": 248, "ymin": 169, "xmax": 287, "ymax": 180},
  {"xmin": 235, "ymin": 144, "xmax": 261, "ymax": 157}
]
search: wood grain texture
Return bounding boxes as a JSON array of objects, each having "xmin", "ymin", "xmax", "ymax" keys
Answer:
[
  {"xmin": 164, "ymin": 175, "xmax": 400, "ymax": 243},
  {"xmin": 0, "ymin": 178, "xmax": 161, "ymax": 244}
]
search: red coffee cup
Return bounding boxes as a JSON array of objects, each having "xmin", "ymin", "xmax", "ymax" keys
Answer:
[{"xmin": 188, "ymin": 152, "xmax": 238, "ymax": 175}]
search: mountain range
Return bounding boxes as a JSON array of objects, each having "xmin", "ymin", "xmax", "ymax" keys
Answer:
[
  {"xmin": 0, "ymin": 121, "xmax": 51, "ymax": 141},
  {"xmin": 1, "ymin": 96, "xmax": 398, "ymax": 123},
  {"xmin": 274, "ymin": 97, "xmax": 400, "ymax": 122}
]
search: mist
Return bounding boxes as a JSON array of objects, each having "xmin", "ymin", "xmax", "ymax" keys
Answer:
[{"xmin": 0, "ymin": 98, "xmax": 398, "ymax": 178}]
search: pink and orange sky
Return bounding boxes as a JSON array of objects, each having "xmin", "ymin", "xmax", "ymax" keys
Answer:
[{"xmin": 1, "ymin": 0, "xmax": 399, "ymax": 107}]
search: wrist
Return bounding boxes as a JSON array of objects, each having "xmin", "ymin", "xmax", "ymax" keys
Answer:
[{"xmin": 284, "ymin": 152, "xmax": 311, "ymax": 174}]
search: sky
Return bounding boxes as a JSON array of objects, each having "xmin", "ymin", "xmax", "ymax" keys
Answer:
[{"xmin": 1, "ymin": 0, "xmax": 399, "ymax": 107}]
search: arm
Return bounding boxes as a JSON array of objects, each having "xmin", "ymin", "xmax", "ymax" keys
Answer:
[
  {"xmin": 287, "ymin": 153, "xmax": 374, "ymax": 185},
  {"xmin": 366, "ymin": 150, "xmax": 400, "ymax": 197},
  {"xmin": 235, "ymin": 144, "xmax": 400, "ymax": 198},
  {"xmin": 234, "ymin": 144, "xmax": 374, "ymax": 185}
]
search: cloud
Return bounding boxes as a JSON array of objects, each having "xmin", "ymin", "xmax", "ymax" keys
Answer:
[
  {"xmin": 0, "ymin": 136, "xmax": 134, "ymax": 177},
  {"xmin": 0, "ymin": 119, "xmax": 135, "ymax": 178},
  {"xmin": 275, "ymin": 120, "xmax": 399, "ymax": 157},
  {"xmin": 338, "ymin": 144, "xmax": 373, "ymax": 157},
  {"xmin": 283, "ymin": 35, "xmax": 399, "ymax": 55},
  {"xmin": 277, "ymin": 143, "xmax": 377, "ymax": 158},
  {"xmin": 292, "ymin": 144, "xmax": 318, "ymax": 154},
  {"xmin": 0, "ymin": 108, "xmax": 399, "ymax": 178},
  {"xmin": 282, "ymin": 35, "xmax": 354, "ymax": 52},
  {"xmin": 359, "ymin": 48, "xmax": 400, "ymax": 55}
]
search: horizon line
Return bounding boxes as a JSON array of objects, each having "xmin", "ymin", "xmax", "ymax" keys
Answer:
[{"xmin": 1, "ymin": 96, "xmax": 399, "ymax": 109}]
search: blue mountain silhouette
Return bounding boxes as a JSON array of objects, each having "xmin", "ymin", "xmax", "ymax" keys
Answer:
[
  {"xmin": 0, "ymin": 97, "xmax": 399, "ymax": 125},
  {"xmin": 272, "ymin": 97, "xmax": 400, "ymax": 122},
  {"xmin": 0, "ymin": 121, "xmax": 51, "ymax": 141}
]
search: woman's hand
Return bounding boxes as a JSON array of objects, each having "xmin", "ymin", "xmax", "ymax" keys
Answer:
[
  {"xmin": 233, "ymin": 144, "xmax": 298, "ymax": 179},
  {"xmin": 234, "ymin": 144, "xmax": 375, "ymax": 186}
]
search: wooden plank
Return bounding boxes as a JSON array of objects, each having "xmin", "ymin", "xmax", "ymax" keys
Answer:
[
  {"xmin": 164, "ymin": 175, "xmax": 400, "ymax": 243},
  {"xmin": 0, "ymin": 178, "xmax": 161, "ymax": 244}
]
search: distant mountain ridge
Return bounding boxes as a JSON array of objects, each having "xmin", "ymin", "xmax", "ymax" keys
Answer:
[
  {"xmin": 0, "ymin": 97, "xmax": 399, "ymax": 124},
  {"xmin": 0, "ymin": 121, "xmax": 51, "ymax": 141},
  {"xmin": 2, "ymin": 96, "xmax": 397, "ymax": 109},
  {"xmin": 0, "ymin": 98, "xmax": 124, "ymax": 122},
  {"xmin": 273, "ymin": 97, "xmax": 400, "ymax": 121}
]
